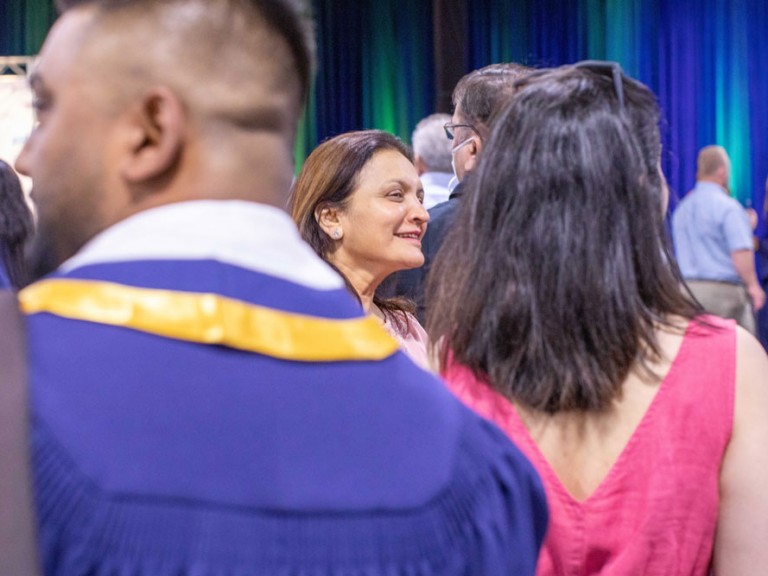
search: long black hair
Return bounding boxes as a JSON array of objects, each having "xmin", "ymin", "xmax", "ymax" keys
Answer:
[
  {"xmin": 0, "ymin": 160, "xmax": 34, "ymax": 289},
  {"xmin": 427, "ymin": 65, "xmax": 700, "ymax": 413}
]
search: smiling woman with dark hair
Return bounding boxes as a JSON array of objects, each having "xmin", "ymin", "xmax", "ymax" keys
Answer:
[
  {"xmin": 290, "ymin": 130, "xmax": 431, "ymax": 368},
  {"xmin": 428, "ymin": 63, "xmax": 768, "ymax": 575}
]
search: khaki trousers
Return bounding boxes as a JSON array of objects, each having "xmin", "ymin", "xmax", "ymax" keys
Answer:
[{"xmin": 685, "ymin": 280, "xmax": 756, "ymax": 334}]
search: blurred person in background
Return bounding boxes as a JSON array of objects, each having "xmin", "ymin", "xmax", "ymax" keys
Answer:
[
  {"xmin": 411, "ymin": 113, "xmax": 453, "ymax": 209},
  {"xmin": 756, "ymin": 178, "xmax": 768, "ymax": 348},
  {"xmin": 672, "ymin": 145, "xmax": 765, "ymax": 333}
]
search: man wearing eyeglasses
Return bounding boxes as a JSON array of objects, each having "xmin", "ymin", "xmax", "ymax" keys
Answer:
[{"xmin": 389, "ymin": 63, "xmax": 533, "ymax": 322}]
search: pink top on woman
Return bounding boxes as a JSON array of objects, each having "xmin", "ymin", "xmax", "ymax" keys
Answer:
[
  {"xmin": 381, "ymin": 312, "xmax": 431, "ymax": 370},
  {"xmin": 443, "ymin": 316, "xmax": 735, "ymax": 576}
]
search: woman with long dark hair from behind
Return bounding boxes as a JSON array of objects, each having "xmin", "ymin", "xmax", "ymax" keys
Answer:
[
  {"xmin": 427, "ymin": 64, "xmax": 768, "ymax": 574},
  {"xmin": 0, "ymin": 160, "xmax": 33, "ymax": 289},
  {"xmin": 290, "ymin": 130, "xmax": 431, "ymax": 369}
]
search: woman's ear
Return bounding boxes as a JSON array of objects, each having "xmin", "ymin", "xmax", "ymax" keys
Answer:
[
  {"xmin": 315, "ymin": 205, "xmax": 342, "ymax": 238},
  {"xmin": 119, "ymin": 86, "xmax": 184, "ymax": 185}
]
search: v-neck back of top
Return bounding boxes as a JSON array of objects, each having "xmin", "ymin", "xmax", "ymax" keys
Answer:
[{"xmin": 443, "ymin": 316, "xmax": 735, "ymax": 576}]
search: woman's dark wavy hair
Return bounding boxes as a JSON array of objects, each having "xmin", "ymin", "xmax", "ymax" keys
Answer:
[
  {"xmin": 289, "ymin": 130, "xmax": 417, "ymax": 326},
  {"xmin": 0, "ymin": 160, "xmax": 34, "ymax": 289},
  {"xmin": 427, "ymin": 65, "xmax": 701, "ymax": 413}
]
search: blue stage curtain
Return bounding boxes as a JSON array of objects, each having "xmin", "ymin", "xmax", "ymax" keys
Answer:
[
  {"xmin": 465, "ymin": 0, "xmax": 768, "ymax": 224},
  {"xmin": 747, "ymin": 0, "xmax": 768, "ymax": 236},
  {"xmin": 295, "ymin": 0, "xmax": 435, "ymax": 170},
  {"xmin": 3, "ymin": 0, "xmax": 767, "ymax": 227}
]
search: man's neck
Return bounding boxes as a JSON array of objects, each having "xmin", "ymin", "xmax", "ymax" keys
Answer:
[
  {"xmin": 131, "ymin": 131, "xmax": 296, "ymax": 213},
  {"xmin": 698, "ymin": 177, "xmax": 727, "ymax": 192}
]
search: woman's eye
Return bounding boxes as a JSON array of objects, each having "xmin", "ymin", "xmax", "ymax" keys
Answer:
[{"xmin": 388, "ymin": 190, "xmax": 404, "ymax": 200}]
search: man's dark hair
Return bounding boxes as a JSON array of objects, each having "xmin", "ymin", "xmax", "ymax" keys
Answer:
[
  {"xmin": 0, "ymin": 161, "xmax": 33, "ymax": 288},
  {"xmin": 55, "ymin": 0, "xmax": 315, "ymax": 105},
  {"xmin": 452, "ymin": 63, "xmax": 534, "ymax": 135},
  {"xmin": 428, "ymin": 65, "xmax": 701, "ymax": 413}
]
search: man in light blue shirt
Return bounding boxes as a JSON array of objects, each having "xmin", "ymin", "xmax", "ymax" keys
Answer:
[{"xmin": 672, "ymin": 145, "xmax": 765, "ymax": 333}]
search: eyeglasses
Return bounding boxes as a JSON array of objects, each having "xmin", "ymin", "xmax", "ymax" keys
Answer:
[
  {"xmin": 573, "ymin": 60, "xmax": 625, "ymax": 110},
  {"xmin": 444, "ymin": 122, "xmax": 481, "ymax": 141}
]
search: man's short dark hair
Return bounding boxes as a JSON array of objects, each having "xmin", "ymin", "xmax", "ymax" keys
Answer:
[
  {"xmin": 452, "ymin": 63, "xmax": 533, "ymax": 134},
  {"xmin": 55, "ymin": 0, "xmax": 315, "ymax": 105}
]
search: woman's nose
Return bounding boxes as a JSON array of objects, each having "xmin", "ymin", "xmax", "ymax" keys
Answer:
[{"xmin": 409, "ymin": 197, "xmax": 429, "ymax": 223}]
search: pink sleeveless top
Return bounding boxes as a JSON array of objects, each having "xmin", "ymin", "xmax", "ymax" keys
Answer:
[{"xmin": 443, "ymin": 316, "xmax": 735, "ymax": 576}]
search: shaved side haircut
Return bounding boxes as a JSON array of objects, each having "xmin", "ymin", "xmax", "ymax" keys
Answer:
[{"xmin": 55, "ymin": 0, "xmax": 315, "ymax": 142}]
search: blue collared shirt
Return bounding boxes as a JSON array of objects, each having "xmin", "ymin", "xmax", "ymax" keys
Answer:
[{"xmin": 672, "ymin": 181, "xmax": 753, "ymax": 283}]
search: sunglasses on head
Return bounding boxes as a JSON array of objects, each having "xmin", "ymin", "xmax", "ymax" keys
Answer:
[{"xmin": 573, "ymin": 60, "xmax": 625, "ymax": 110}]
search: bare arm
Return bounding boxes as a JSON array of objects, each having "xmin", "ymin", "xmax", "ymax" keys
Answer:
[
  {"xmin": 713, "ymin": 328, "xmax": 768, "ymax": 574},
  {"xmin": 730, "ymin": 249, "xmax": 765, "ymax": 311}
]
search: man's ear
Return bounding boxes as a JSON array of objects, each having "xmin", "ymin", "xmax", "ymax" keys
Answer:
[
  {"xmin": 119, "ymin": 87, "xmax": 184, "ymax": 184},
  {"xmin": 718, "ymin": 166, "xmax": 731, "ymax": 188},
  {"xmin": 315, "ymin": 204, "xmax": 341, "ymax": 236},
  {"xmin": 463, "ymin": 138, "xmax": 481, "ymax": 174},
  {"xmin": 414, "ymin": 155, "xmax": 427, "ymax": 176}
]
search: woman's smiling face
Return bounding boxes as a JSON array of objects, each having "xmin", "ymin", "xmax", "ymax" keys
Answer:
[{"xmin": 332, "ymin": 149, "xmax": 429, "ymax": 281}]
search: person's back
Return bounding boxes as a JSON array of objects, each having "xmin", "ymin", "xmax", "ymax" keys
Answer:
[
  {"xmin": 672, "ymin": 145, "xmax": 765, "ymax": 332},
  {"xmin": 428, "ymin": 63, "xmax": 768, "ymax": 575},
  {"xmin": 13, "ymin": 1, "xmax": 548, "ymax": 573},
  {"xmin": 445, "ymin": 315, "xmax": 740, "ymax": 575},
  {"xmin": 673, "ymin": 181, "xmax": 750, "ymax": 283},
  {"xmin": 23, "ymin": 206, "xmax": 547, "ymax": 573}
]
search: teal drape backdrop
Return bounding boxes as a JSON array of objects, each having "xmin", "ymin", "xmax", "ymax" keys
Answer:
[
  {"xmin": 303, "ymin": 0, "xmax": 768, "ymax": 231},
  {"xmin": 2, "ymin": 0, "xmax": 768, "ymax": 231},
  {"xmin": 464, "ymin": 0, "xmax": 765, "ymax": 223},
  {"xmin": 0, "ymin": 1, "xmax": 55, "ymax": 56},
  {"xmin": 297, "ymin": 0, "xmax": 434, "ymax": 170}
]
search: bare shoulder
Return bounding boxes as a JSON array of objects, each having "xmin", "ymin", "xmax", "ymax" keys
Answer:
[
  {"xmin": 728, "ymin": 326, "xmax": 768, "ymax": 470},
  {"xmin": 735, "ymin": 325, "xmax": 768, "ymax": 362},
  {"xmin": 713, "ymin": 326, "xmax": 768, "ymax": 574},
  {"xmin": 734, "ymin": 326, "xmax": 768, "ymax": 408}
]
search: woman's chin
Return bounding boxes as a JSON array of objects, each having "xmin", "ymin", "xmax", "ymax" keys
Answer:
[{"xmin": 398, "ymin": 257, "xmax": 426, "ymax": 271}]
